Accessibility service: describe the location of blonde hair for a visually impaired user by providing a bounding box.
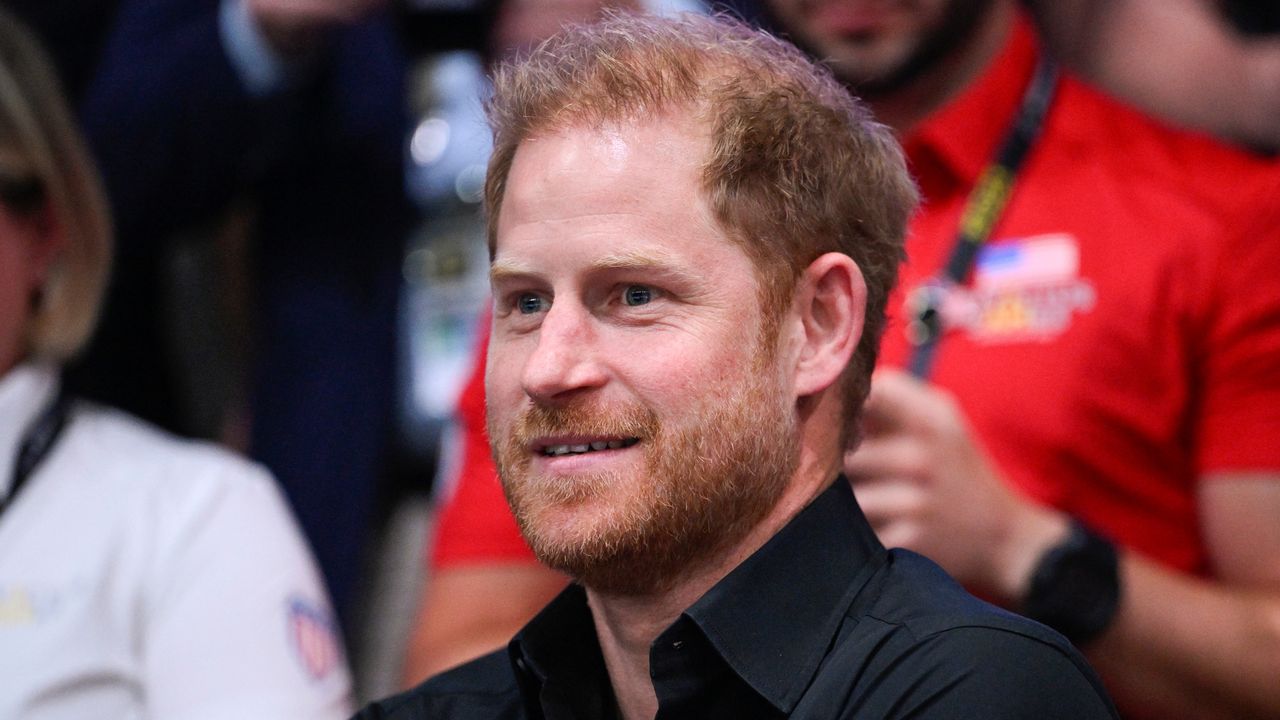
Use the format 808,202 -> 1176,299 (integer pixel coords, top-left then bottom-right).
0,8 -> 112,361
485,12 -> 918,430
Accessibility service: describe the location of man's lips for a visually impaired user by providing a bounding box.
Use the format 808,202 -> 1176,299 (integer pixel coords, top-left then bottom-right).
810,1 -> 899,35
535,436 -> 641,457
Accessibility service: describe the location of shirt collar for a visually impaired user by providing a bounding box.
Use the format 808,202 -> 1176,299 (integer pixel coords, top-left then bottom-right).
0,362 -> 59,496
510,583 -> 615,719
510,478 -> 885,717
905,15 -> 1040,188
682,478 -> 884,713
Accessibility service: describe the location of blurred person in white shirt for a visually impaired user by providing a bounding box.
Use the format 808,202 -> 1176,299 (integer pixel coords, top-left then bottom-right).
0,9 -> 352,718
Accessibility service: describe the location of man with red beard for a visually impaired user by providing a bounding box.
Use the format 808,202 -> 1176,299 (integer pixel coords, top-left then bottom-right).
415,1 -> 1280,716
357,12 -> 1116,720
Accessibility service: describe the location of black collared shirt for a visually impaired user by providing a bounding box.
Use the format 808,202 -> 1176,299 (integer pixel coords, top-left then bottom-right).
357,480 -> 1118,719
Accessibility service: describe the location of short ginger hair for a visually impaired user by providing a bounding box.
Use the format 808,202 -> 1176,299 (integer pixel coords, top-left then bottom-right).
484,11 -> 917,433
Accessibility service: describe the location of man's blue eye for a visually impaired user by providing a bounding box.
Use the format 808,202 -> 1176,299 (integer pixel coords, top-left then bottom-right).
623,285 -> 653,306
517,294 -> 545,314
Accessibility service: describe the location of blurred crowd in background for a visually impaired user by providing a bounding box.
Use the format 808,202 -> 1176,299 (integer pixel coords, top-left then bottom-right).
2,0 -> 1279,716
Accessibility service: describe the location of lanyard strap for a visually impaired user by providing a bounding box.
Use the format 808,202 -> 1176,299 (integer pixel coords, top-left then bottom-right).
906,57 -> 1059,379
1,384 -> 72,523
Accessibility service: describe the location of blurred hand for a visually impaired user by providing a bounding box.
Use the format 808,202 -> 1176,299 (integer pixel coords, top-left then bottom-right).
247,0 -> 388,54
845,368 -> 1069,603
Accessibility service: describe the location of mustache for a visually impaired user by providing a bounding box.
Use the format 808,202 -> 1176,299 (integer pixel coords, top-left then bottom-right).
511,400 -> 659,445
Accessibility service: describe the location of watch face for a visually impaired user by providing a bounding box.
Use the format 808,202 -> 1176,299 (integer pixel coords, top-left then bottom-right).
1023,523 -> 1119,645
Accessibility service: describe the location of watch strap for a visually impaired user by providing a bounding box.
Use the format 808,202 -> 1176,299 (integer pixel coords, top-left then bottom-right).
1021,520 -> 1121,647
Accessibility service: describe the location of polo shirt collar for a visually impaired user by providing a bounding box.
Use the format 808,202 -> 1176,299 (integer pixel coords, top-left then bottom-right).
0,362 -> 59,496
905,15 -> 1040,187
509,479 -> 886,717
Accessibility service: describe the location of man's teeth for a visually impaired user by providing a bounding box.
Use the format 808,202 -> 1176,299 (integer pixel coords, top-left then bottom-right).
543,438 -> 637,456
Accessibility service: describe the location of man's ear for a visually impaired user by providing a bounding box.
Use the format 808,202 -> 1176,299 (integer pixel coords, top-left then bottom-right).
790,252 -> 864,398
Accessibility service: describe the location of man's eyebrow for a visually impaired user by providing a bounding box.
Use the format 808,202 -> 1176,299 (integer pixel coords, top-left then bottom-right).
489,259 -> 538,285
589,250 -> 702,285
490,250 -> 704,285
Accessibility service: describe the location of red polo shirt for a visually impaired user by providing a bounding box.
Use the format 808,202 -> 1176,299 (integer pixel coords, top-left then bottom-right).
428,322 -> 524,567
882,21 -> 1280,574
431,22 -> 1280,577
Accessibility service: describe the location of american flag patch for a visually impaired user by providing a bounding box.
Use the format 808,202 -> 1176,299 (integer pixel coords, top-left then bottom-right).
288,596 -> 342,681
974,233 -> 1079,291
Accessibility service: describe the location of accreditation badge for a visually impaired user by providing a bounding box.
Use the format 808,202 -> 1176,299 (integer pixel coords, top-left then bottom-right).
904,233 -> 1096,346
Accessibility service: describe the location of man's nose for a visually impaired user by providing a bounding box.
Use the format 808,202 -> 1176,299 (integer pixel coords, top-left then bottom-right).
521,302 -> 607,403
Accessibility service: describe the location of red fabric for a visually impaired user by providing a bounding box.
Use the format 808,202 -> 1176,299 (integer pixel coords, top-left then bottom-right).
430,20 -> 1280,576
883,21 -> 1280,575
428,319 -> 537,568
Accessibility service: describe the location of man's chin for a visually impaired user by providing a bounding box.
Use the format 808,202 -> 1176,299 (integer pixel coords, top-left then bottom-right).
821,41 -> 920,94
516,508 -> 694,596
517,502 -> 610,550
542,542 -> 693,598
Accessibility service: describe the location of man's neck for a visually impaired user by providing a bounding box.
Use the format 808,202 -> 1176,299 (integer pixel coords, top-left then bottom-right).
867,2 -> 1017,134
584,449 -> 839,720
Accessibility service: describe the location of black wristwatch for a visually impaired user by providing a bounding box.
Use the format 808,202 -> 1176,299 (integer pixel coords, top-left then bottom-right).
1020,520 -> 1121,647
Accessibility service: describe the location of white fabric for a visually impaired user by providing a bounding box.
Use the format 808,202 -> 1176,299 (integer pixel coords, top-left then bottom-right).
0,363 -> 352,719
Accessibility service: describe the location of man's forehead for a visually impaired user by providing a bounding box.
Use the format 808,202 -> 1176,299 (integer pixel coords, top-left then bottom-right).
493,115 -> 724,257
508,112 -> 712,181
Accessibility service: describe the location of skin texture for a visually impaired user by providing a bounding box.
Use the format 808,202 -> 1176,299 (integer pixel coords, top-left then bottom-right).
483,114 -> 862,719
1027,0 -> 1280,152
763,0 -> 1013,130
843,368 -> 1070,603
764,0 -> 992,89
0,200 -> 60,376
487,138 -> 802,595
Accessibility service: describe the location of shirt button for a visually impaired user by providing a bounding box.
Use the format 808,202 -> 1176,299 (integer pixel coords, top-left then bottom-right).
671,640 -> 684,650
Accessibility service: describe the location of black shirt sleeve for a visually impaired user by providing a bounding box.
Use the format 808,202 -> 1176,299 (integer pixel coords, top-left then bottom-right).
350,652 -> 527,720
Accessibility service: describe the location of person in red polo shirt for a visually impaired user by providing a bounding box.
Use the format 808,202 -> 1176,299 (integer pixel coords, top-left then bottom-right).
405,2 -> 1280,716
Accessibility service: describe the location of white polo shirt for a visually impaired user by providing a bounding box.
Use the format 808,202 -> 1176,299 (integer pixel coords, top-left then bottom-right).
0,363 -> 352,719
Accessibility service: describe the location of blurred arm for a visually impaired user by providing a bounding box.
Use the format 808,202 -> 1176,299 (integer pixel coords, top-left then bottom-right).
848,375 -> 1280,718
1029,0 -> 1280,151
1087,476 -> 1280,719
402,563 -> 567,685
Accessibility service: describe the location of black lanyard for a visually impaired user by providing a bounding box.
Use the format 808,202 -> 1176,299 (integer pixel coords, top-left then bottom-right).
905,57 -> 1059,379
1,384 -> 72,523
